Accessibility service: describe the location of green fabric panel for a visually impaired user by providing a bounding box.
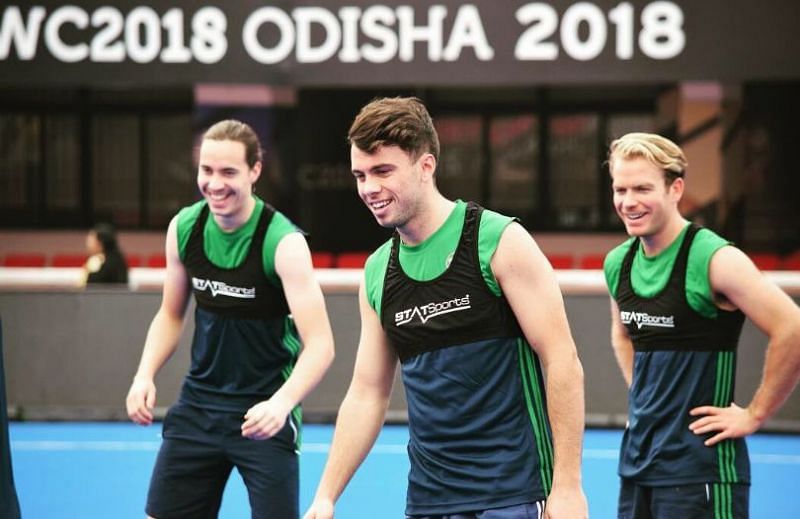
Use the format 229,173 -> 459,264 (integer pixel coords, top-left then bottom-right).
364,200 -> 514,318
364,241 -> 393,319
176,200 -> 205,261
281,315 -> 303,451
713,352 -> 737,484
603,225 -> 731,318
518,339 -> 553,494
262,210 -> 301,286
175,197 -> 299,287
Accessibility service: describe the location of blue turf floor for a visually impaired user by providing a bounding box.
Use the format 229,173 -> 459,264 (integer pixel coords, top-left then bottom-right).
9,423 -> 800,518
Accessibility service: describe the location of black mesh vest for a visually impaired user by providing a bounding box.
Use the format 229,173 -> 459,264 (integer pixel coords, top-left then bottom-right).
616,224 -> 745,352
183,203 -> 290,320
380,202 -> 522,362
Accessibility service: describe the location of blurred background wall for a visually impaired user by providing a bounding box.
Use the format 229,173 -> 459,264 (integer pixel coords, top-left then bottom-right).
1,0 -> 799,426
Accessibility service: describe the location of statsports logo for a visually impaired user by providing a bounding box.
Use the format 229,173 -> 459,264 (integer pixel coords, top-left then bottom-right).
620,310 -> 675,329
192,277 -> 256,299
395,294 -> 471,326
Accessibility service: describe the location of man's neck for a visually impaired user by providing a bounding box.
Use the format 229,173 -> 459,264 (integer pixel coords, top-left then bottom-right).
398,195 -> 456,247
639,217 -> 689,257
213,196 -> 257,233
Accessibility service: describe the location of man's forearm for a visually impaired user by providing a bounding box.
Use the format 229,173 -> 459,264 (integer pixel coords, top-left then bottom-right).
134,310 -> 185,380
544,353 -> 586,489
272,338 -> 335,409
748,329 -> 800,423
313,389 -> 389,503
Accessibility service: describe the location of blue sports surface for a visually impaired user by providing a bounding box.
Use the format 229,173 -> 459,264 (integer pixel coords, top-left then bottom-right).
9,423 -> 800,518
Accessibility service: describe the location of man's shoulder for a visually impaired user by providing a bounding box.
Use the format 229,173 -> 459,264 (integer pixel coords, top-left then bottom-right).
363,239 -> 394,312
364,239 -> 393,274
175,200 -> 206,254
688,226 -> 733,268
176,199 -> 206,227
476,204 -> 517,248
693,226 -> 730,250
606,237 -> 636,267
478,205 -> 516,226
603,237 -> 635,295
266,206 -> 301,236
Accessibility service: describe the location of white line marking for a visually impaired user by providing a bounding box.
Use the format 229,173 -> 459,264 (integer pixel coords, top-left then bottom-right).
10,442 -> 800,465
11,441 -> 160,451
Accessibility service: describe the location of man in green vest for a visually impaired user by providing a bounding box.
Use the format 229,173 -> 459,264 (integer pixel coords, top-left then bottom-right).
305,97 -> 587,519
126,120 -> 335,518
604,132 -> 800,518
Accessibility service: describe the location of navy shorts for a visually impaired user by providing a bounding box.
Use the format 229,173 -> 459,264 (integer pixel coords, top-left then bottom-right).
618,478 -> 749,519
146,402 -> 299,519
408,501 -> 546,519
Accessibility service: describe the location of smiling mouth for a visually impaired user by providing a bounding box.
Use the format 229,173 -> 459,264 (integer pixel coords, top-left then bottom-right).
369,200 -> 390,210
208,192 -> 229,202
625,212 -> 646,221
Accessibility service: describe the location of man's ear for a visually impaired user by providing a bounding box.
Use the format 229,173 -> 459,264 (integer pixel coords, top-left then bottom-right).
419,153 -> 437,182
250,161 -> 262,185
670,176 -> 684,202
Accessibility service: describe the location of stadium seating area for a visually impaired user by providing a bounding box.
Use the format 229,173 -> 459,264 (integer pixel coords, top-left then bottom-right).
2,250 -> 799,270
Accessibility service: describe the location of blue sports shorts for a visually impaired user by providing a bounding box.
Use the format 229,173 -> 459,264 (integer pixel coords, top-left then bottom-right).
408,501 -> 546,519
145,402 -> 299,519
618,478 -> 749,519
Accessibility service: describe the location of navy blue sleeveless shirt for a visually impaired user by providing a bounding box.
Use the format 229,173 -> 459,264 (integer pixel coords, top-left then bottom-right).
380,203 -> 553,515
615,224 -> 749,485
179,204 -> 298,414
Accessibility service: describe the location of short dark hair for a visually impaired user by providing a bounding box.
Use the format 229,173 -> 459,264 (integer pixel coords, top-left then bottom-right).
203,119 -> 263,169
348,97 -> 440,161
93,223 -> 119,253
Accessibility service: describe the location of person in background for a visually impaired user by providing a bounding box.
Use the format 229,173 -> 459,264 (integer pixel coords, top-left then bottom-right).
82,223 -> 129,286
604,132 -> 800,518
0,319 -> 21,518
126,119 -> 335,518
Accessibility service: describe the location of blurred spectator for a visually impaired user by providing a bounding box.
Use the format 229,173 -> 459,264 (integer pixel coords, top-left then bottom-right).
82,223 -> 129,286
0,318 -> 21,518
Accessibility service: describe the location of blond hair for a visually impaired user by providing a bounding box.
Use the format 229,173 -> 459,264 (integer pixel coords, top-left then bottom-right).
608,132 -> 687,185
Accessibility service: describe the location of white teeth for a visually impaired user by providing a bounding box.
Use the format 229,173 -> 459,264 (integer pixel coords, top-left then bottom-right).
627,212 -> 644,220
371,200 -> 390,209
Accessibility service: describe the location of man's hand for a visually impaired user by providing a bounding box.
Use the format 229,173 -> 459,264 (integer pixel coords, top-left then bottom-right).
242,394 -> 293,440
689,403 -> 762,446
545,484 -> 588,519
302,498 -> 335,519
126,377 -> 156,426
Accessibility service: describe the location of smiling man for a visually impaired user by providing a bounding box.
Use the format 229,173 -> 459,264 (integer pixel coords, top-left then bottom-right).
126,120 -> 335,519
603,133 -> 800,519
304,97 -> 587,519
